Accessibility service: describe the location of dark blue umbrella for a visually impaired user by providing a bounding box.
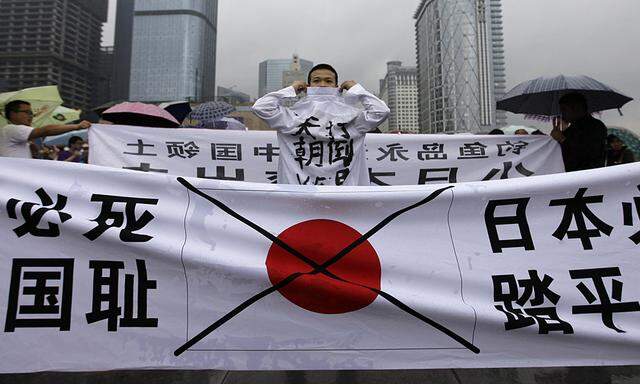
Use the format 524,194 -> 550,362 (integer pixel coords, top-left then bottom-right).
160,101 -> 192,124
497,75 -> 633,117
182,101 -> 235,128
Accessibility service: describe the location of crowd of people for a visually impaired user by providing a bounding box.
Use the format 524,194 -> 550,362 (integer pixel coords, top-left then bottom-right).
0,65 -> 637,184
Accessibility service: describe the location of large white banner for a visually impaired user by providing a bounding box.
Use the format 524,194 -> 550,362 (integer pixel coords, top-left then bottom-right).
1,158 -> 639,373
89,124 -> 564,185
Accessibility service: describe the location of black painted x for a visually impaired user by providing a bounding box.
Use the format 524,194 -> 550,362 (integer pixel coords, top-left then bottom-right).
174,177 -> 480,356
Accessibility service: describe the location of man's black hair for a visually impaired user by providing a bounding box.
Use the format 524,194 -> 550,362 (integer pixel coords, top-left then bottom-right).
559,92 -> 588,109
4,100 -> 30,120
607,134 -> 621,144
68,136 -> 83,146
307,64 -> 339,85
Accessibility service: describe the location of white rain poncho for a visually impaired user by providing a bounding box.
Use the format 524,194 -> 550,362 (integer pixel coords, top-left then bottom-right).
252,85 -> 390,186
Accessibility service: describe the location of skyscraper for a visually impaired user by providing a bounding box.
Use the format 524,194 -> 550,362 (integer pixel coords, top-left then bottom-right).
414,0 -> 507,134
128,0 -> 218,103
379,61 -> 420,133
259,56 -> 313,97
0,0 -> 108,109
112,0 -> 135,101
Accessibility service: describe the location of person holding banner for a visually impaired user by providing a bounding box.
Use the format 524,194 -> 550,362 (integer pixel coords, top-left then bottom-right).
1,100 -> 91,159
252,64 -> 390,186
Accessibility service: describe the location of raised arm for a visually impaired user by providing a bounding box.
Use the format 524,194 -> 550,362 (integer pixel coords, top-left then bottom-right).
29,120 -> 91,140
252,82 -> 306,131
342,81 -> 390,133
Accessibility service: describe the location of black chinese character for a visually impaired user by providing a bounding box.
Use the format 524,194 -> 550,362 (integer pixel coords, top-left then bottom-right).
328,139 -> 353,167
166,141 -> 200,159
294,116 -> 320,139
6,188 -> 72,238
458,142 -> 488,159
485,198 -> 535,253
483,162 -> 535,180
211,143 -> 242,161
124,139 -> 156,156
296,174 -> 327,186
5,259 -> 74,332
622,185 -> 640,245
570,267 -> 640,333
122,163 -> 169,173
368,169 -> 395,186
254,144 -> 280,163
497,141 -> 529,157
197,166 -> 245,181
306,141 -> 324,167
493,271 -> 573,334
377,143 -> 410,162
418,168 -> 458,184
266,171 -> 278,184
417,143 -> 447,161
335,169 -> 350,186
84,195 -> 158,242
550,188 -> 613,250
86,259 -> 158,331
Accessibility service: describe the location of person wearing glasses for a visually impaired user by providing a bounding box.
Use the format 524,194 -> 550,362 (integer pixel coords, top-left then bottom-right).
1,100 -> 91,158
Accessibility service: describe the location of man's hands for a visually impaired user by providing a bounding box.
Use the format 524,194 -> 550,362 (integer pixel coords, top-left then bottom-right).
76,120 -> 92,130
550,116 -> 568,143
292,81 -> 308,94
340,81 -> 357,92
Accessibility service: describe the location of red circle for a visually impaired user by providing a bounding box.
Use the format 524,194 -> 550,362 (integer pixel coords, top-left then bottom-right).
266,219 -> 381,314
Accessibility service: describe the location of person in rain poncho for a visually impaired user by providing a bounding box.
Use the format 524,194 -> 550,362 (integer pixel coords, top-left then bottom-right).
252,64 -> 390,186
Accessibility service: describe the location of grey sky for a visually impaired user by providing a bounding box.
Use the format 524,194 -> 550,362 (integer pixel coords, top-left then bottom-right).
103,0 -> 640,132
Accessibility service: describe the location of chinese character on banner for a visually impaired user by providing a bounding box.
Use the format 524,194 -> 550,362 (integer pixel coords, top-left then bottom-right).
484,198 -> 535,253
294,116 -> 321,139
417,143 -> 447,161
166,141 -> 200,159
483,162 -> 535,180
122,163 -> 169,173
254,144 -> 280,163
296,174 -> 327,186
86,259 -> 158,332
211,143 -> 242,161
123,139 -> 157,156
335,169 -> 351,186
622,185 -> 640,245
458,142 -> 488,159
570,267 -> 640,333
197,166 -> 245,181
376,143 -> 410,162
6,188 -> 72,238
328,138 -> 354,167
418,168 -> 458,184
368,168 -> 396,186
5,259 -> 74,332
493,271 -> 573,334
83,195 -> 158,243
549,188 -> 613,250
497,141 -> 529,157
265,171 -> 278,184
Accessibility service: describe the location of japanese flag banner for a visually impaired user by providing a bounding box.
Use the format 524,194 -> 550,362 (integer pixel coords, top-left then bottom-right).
89,124 -> 565,185
1,157 -> 639,373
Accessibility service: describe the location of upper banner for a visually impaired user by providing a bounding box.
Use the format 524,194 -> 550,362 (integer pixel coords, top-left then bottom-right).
89,125 -> 564,185
1,159 -> 639,373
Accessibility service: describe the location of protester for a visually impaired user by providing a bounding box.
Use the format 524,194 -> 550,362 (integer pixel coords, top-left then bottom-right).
514,129 -> 529,135
0,100 -> 91,159
252,63 -> 390,186
488,129 -> 505,135
58,135 -> 86,162
606,134 -> 635,166
550,93 -> 608,172
531,129 -> 546,135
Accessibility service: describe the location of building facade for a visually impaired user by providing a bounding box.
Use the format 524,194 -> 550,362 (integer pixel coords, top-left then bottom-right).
379,61 -> 419,133
414,0 -> 506,134
112,0 -> 135,102
217,86 -> 251,105
0,0 -> 108,109
259,56 -> 313,97
129,0 -> 218,103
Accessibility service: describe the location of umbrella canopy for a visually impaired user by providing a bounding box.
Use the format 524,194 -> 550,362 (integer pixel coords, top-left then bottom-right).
182,101 -> 235,128
608,127 -> 640,160
0,86 -> 63,127
93,100 -> 126,116
159,101 -> 192,124
102,102 -> 180,128
33,106 -> 80,128
497,75 -> 634,117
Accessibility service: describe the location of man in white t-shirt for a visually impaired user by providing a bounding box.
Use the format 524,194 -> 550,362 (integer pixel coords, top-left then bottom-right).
252,64 -> 390,186
0,100 -> 91,159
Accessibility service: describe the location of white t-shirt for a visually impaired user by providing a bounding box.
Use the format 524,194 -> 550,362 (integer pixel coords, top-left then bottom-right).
0,124 -> 33,159
252,85 -> 390,186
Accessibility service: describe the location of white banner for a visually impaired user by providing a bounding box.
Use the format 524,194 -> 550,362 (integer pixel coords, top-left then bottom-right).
1,158 -> 639,373
89,125 -> 564,185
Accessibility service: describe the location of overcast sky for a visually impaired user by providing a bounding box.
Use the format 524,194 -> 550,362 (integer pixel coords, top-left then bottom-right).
103,0 -> 640,133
